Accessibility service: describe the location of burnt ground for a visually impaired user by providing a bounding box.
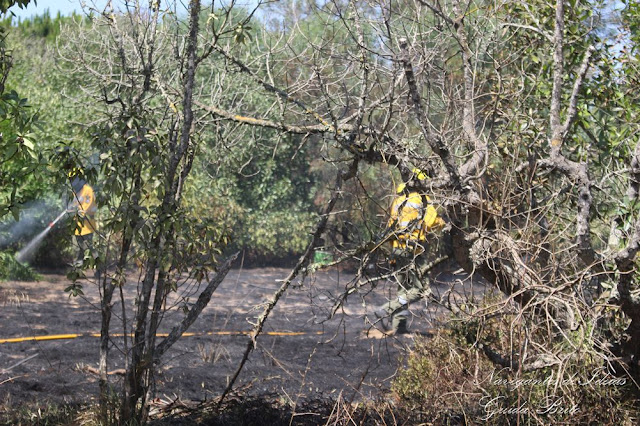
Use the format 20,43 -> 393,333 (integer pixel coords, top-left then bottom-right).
0,265 -> 481,412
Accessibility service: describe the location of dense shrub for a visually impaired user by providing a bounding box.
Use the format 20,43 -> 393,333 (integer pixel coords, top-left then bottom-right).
0,251 -> 39,281
392,300 -> 640,425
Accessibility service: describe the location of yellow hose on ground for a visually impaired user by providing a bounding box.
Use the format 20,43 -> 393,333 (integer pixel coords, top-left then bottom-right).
0,330 -> 323,344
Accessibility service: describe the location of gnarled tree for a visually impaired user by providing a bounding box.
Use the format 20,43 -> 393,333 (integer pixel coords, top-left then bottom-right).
196,0 -> 640,403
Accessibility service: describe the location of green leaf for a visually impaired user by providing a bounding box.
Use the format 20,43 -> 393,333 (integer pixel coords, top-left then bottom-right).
21,137 -> 34,150
64,283 -> 85,297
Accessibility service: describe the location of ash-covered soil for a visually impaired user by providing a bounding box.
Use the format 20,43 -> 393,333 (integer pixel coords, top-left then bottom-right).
0,265 -> 479,409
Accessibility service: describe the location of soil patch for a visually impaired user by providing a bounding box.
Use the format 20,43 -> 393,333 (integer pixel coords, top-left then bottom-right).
0,266 -> 481,410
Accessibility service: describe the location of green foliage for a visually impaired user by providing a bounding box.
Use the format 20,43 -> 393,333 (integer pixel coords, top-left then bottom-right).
497,0 -> 610,158
0,12 -> 39,219
0,0 -> 30,15
195,48 -> 322,259
623,0 -> 640,47
0,11 -> 112,266
0,88 -> 40,219
198,143 -> 319,259
64,281 -> 84,296
1,11 -> 94,220
468,0 -> 640,262
243,209 -> 316,256
0,6 -> 361,263
0,250 -> 39,280
0,10 -> 75,228
219,138 -> 319,256
11,9 -> 69,40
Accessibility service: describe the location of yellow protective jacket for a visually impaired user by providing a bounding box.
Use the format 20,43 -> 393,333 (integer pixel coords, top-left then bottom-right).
387,191 -> 444,254
71,184 -> 97,236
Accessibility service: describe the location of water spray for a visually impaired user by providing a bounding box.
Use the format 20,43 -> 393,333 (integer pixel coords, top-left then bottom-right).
15,210 -> 68,264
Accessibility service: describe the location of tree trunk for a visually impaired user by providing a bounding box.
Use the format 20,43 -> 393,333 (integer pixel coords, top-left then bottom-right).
120,1 -> 201,423
98,282 -> 115,423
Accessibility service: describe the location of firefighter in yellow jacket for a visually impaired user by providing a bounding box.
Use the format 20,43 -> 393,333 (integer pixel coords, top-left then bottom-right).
68,178 -> 97,266
377,169 -> 445,334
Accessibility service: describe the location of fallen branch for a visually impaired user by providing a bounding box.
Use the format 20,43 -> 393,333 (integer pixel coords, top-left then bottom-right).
84,365 -> 126,376
476,342 -> 560,372
0,353 -> 38,374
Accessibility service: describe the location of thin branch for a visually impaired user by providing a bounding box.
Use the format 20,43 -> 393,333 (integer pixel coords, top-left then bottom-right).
194,100 -> 438,184
212,44 -> 333,129
561,45 -> 596,138
417,0 -> 453,25
195,100 -> 334,134
501,22 -> 554,43
217,163 -> 355,406
0,353 -> 39,374
398,38 -> 461,190
627,138 -> 640,202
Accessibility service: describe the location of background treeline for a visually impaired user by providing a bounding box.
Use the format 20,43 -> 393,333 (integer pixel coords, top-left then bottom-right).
0,9 -> 387,269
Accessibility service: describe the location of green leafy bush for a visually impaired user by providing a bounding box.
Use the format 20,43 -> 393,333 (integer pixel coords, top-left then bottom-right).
0,251 -> 39,281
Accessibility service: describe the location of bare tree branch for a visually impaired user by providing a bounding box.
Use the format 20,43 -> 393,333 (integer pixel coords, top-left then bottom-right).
212,44 -> 334,129
453,0 -> 488,181
398,38 -> 462,190
541,0 -> 598,267
562,45 -> 596,137
154,252 -> 239,361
